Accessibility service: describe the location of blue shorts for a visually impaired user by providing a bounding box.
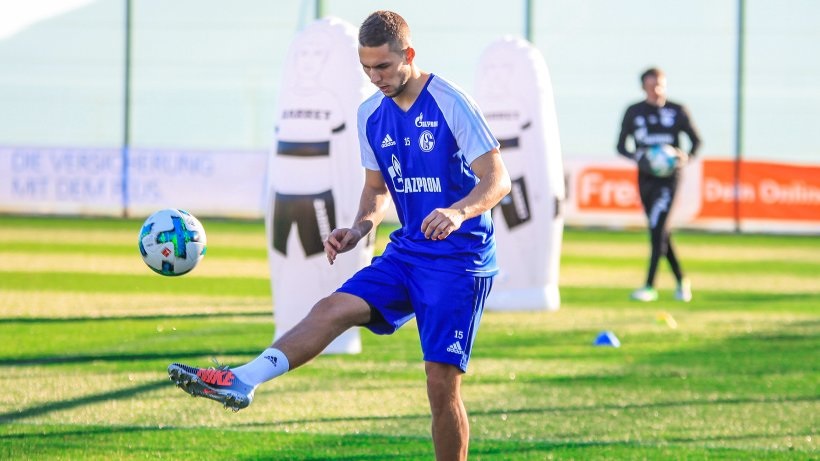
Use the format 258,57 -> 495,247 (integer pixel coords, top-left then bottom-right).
337,254 -> 493,372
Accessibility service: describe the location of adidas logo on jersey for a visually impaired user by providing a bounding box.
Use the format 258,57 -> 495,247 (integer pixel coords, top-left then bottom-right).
381,134 -> 396,148
447,341 -> 464,355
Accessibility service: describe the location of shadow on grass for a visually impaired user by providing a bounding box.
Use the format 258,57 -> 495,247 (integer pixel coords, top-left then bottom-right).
2,423 -> 802,461
0,380 -> 167,424
0,349 -> 262,366
213,428 -> 818,461
0,424 -> 165,439
0,311 -> 270,324
236,394 -> 817,429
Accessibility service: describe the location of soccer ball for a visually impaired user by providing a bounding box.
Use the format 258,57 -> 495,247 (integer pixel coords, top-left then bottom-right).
138,208 -> 207,276
640,144 -> 680,177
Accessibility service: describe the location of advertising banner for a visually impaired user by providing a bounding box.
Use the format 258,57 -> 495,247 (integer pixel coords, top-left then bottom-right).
0,146 -> 267,218
564,157 -> 819,233
698,159 -> 820,228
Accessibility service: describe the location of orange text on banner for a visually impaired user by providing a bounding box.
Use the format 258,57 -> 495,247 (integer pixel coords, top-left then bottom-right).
698,159 -> 820,221
576,167 -> 642,211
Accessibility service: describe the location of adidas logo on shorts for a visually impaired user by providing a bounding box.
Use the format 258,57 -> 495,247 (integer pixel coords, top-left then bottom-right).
381,134 -> 396,148
446,341 -> 464,355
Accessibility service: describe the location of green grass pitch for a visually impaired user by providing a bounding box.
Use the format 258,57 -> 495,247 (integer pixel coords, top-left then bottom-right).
0,215 -> 817,459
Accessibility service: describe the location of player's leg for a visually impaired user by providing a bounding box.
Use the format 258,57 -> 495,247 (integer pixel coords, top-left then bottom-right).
648,185 -> 676,277
167,292 -> 371,411
664,230 -> 683,281
646,209 -> 668,285
664,232 -> 692,302
413,272 -> 492,460
658,181 -> 684,282
632,178 -> 663,301
231,291 -> 372,384
640,183 -> 693,302
272,292 -> 370,369
657,187 -> 692,301
426,361 -> 469,461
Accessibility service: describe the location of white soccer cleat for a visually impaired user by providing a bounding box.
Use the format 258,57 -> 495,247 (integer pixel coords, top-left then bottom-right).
675,278 -> 692,302
630,286 -> 658,302
168,362 -> 255,412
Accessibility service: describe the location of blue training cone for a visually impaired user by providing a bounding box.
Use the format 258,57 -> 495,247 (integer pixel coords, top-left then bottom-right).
593,331 -> 621,348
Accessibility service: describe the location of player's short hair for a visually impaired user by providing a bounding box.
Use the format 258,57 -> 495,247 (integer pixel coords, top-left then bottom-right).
641,67 -> 665,85
359,10 -> 411,53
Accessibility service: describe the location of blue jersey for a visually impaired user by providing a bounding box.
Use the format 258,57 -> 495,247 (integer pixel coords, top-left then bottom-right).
357,74 -> 500,275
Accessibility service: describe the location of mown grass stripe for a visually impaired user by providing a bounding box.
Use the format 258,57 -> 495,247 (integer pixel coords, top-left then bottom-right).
566,227 -> 820,248
0,215 -> 265,233
0,241 -> 266,258
0,271 -> 270,296
558,286 -> 820,313
561,255 -> 820,275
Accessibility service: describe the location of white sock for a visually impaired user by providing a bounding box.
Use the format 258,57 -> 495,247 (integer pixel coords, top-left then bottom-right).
231,348 -> 290,387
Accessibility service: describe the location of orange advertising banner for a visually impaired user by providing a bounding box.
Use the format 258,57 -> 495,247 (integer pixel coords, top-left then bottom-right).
698,159 -> 820,221
575,166 -> 642,212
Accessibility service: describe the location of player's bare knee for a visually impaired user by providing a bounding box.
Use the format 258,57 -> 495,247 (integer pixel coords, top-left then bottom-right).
308,293 -> 370,327
425,362 -> 461,405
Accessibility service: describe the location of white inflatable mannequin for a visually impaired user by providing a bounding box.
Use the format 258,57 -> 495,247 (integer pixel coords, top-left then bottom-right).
265,17 -> 372,353
474,36 -> 565,311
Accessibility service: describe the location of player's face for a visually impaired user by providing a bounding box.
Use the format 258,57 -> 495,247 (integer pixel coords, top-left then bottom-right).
359,44 -> 412,98
643,74 -> 667,106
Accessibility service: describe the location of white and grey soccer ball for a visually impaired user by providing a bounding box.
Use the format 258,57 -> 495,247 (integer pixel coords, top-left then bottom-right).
642,144 -> 680,177
139,208 -> 207,276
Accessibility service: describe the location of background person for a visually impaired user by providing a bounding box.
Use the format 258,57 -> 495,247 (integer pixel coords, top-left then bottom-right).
616,67 -> 701,302
168,10 -> 510,461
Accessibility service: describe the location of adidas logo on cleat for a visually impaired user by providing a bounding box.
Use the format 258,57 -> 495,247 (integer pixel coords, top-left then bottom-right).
446,341 -> 464,355
381,134 -> 396,148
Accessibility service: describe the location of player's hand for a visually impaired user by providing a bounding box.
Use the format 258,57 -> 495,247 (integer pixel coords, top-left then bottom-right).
675,148 -> 690,167
421,207 -> 465,240
324,227 -> 362,265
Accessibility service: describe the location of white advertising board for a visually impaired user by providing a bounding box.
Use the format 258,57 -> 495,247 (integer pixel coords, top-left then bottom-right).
0,146 -> 267,218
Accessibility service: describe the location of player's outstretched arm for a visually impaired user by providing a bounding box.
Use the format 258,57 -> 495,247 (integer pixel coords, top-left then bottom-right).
324,169 -> 391,264
421,148 -> 511,240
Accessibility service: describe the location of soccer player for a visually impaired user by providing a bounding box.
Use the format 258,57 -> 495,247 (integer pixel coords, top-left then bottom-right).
616,67 -> 701,302
168,10 -> 511,461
